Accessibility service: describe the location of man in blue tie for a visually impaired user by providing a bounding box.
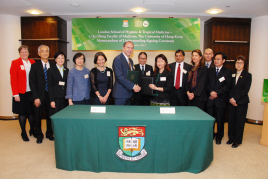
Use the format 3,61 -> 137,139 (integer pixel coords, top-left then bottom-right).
206,52 -> 232,145
204,48 -> 215,68
29,45 -> 54,144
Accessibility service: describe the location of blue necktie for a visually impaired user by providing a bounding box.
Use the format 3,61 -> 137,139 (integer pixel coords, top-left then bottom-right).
216,68 -> 219,77
206,63 -> 209,68
44,64 -> 48,91
142,65 -> 144,75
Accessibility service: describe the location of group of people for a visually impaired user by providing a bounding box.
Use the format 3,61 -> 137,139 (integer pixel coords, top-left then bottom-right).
10,41 -> 252,148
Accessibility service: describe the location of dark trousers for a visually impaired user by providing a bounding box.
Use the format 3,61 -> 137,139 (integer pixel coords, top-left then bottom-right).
207,105 -> 226,139
132,96 -> 151,106
170,88 -> 188,106
188,98 -> 206,111
228,103 -> 248,144
50,98 -> 68,116
114,98 -> 132,105
33,91 -> 53,139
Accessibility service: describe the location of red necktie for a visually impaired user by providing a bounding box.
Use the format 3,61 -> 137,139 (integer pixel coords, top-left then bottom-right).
175,64 -> 181,90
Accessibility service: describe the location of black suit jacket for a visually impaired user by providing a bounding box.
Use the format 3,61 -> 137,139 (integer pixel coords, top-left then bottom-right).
187,65 -> 208,101
133,64 -> 153,100
169,62 -> 192,94
207,60 -> 215,69
229,70 -> 252,104
206,66 -> 232,108
47,65 -> 69,102
29,60 -> 55,102
153,71 -> 173,99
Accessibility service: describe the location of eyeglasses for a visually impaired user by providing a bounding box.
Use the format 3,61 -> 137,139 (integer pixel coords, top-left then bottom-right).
236,62 -> 244,65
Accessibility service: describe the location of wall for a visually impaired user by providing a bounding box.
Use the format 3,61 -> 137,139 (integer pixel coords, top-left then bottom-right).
247,15 -> 268,121
0,15 -> 21,117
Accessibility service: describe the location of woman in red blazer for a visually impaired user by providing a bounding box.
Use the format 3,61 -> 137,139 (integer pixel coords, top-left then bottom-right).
10,45 -> 35,141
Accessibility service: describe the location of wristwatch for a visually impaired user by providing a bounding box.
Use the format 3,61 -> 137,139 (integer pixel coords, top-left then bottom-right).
98,95 -> 100,98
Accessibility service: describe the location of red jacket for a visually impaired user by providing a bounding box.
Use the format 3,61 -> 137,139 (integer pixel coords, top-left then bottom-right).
10,57 -> 35,96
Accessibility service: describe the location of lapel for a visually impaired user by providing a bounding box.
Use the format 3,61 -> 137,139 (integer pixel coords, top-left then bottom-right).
120,53 -> 131,70
38,60 -> 45,78
182,62 -> 188,82
54,65 -> 64,80
63,67 -> 68,81
216,66 -> 225,80
236,70 -> 246,86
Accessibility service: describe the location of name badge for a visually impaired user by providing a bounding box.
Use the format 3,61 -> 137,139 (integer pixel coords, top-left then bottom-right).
90,106 -> 106,113
160,107 -> 175,114
107,71 -> 110,77
219,77 -> 225,82
59,81 -> 65,86
182,69 -> 187,74
160,77 -> 166,81
20,65 -> 25,70
146,71 -> 151,76
232,74 -> 236,77
84,74 -> 89,79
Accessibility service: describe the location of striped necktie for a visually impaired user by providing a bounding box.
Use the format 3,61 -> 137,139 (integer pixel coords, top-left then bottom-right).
44,64 -> 48,91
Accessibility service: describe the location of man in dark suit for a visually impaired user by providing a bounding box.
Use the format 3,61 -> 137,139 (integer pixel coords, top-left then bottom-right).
133,52 -> 153,105
112,41 -> 141,105
169,49 -> 192,106
206,52 -> 232,145
204,48 -> 215,68
29,45 -> 54,144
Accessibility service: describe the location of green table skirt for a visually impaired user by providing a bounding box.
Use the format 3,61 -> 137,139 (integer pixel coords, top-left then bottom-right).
51,105 -> 215,173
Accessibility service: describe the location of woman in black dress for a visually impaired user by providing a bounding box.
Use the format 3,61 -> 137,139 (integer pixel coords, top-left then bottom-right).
187,49 -> 208,111
227,55 -> 252,148
10,45 -> 35,141
90,52 -> 113,105
149,54 -> 173,106
47,51 -> 69,116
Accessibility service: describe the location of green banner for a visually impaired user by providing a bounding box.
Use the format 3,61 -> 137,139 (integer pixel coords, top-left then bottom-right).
262,79 -> 268,102
72,18 -> 200,51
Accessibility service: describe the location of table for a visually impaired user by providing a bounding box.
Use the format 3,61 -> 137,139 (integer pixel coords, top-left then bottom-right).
51,105 -> 215,173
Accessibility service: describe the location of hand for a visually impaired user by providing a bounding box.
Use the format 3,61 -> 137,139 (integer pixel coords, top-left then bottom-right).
98,96 -> 104,104
187,92 -> 194,100
50,101 -> 56,108
133,85 -> 141,92
68,99 -> 73,105
229,98 -> 238,106
210,91 -> 218,99
34,98 -> 41,107
14,96 -> 20,102
149,84 -> 156,90
102,95 -> 108,104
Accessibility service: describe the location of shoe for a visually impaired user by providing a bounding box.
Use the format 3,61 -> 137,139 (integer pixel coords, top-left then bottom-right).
232,143 -> 240,148
216,138 -> 221,145
21,133 -> 29,142
46,135 -> 54,141
226,140 -> 233,145
36,137 -> 43,144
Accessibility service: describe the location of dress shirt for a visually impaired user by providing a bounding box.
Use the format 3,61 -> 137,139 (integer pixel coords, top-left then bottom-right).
139,64 -> 146,71
41,60 -> 50,69
56,64 -> 64,78
236,70 -> 243,84
22,60 -> 32,92
174,61 -> 184,87
206,61 -> 212,68
216,66 -> 223,73
122,52 -> 133,70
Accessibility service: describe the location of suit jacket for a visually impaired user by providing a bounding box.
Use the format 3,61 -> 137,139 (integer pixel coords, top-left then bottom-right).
133,64 -> 153,100
112,53 -> 135,99
153,71 -> 173,99
229,70 -> 252,104
187,65 -> 208,101
10,57 -> 35,95
29,60 -> 55,102
169,62 -> 192,94
47,65 -> 69,102
207,60 -> 215,69
206,66 -> 232,108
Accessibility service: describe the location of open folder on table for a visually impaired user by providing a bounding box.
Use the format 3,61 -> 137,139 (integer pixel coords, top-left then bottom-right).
127,70 -> 139,84
141,77 -> 154,96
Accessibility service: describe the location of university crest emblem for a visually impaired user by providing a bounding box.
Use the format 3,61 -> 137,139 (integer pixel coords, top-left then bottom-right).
116,126 -> 147,161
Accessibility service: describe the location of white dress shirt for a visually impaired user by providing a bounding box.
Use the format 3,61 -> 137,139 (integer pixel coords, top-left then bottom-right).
41,60 -> 50,69
22,60 -> 32,92
122,52 -> 133,70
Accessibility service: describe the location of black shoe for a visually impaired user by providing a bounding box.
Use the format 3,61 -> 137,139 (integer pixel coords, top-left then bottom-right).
36,137 -> 43,144
232,143 -> 240,148
226,140 -> 233,145
216,138 -> 221,145
46,135 -> 54,141
21,133 -> 29,142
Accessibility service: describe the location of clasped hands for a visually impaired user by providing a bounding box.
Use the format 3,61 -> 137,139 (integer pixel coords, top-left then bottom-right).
133,84 -> 141,92
187,91 -> 194,100
209,91 -> 218,100
229,98 -> 237,106
98,95 -> 108,104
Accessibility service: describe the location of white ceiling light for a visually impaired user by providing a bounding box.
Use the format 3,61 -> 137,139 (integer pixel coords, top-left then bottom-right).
70,3 -> 80,7
134,8 -> 144,13
208,9 -> 220,14
29,10 -> 41,15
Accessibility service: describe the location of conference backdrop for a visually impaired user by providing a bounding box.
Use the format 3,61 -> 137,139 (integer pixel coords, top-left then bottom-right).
72,18 -> 200,51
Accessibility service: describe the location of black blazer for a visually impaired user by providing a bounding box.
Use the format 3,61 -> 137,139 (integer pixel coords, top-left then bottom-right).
29,60 -> 55,101
206,66 -> 232,108
153,71 -> 173,99
208,61 -> 215,69
169,62 -> 192,94
229,70 -> 252,104
47,65 -> 69,102
187,65 -> 208,101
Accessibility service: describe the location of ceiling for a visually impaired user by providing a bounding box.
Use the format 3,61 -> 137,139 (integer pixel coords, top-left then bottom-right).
0,0 -> 268,21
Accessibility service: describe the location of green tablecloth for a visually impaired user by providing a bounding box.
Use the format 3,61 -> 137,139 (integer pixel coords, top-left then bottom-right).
51,105 -> 214,173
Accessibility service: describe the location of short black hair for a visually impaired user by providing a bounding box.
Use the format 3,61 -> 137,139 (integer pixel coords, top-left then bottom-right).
138,52 -> 147,58
73,52 -> 86,64
214,52 -> 227,61
175,49 -> 185,56
54,51 -> 66,60
94,52 -> 107,64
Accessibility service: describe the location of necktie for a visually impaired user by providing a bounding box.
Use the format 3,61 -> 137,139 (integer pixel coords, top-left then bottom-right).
128,59 -> 132,70
216,68 -> 219,77
206,63 -> 209,68
44,64 -> 48,91
142,65 -> 144,75
175,64 -> 181,90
